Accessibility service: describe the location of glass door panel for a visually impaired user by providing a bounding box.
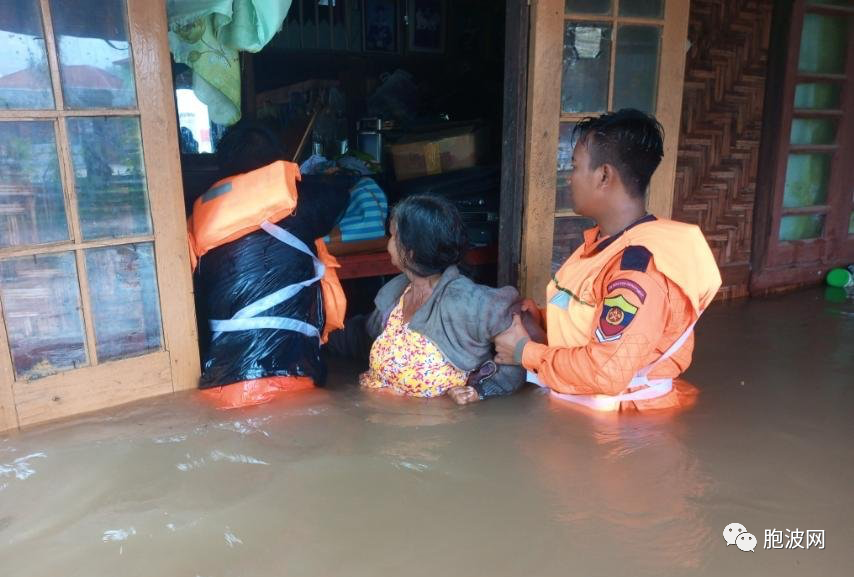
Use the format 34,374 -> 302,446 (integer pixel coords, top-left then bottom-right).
613,25 -> 661,113
49,0 -> 137,108
782,153 -> 832,208
0,252 -> 87,379
797,13 -> 848,74
555,122 -> 577,212
66,116 -> 153,239
620,0 -> 664,18
0,0 -> 53,109
566,0 -> 613,16
85,242 -> 162,362
561,22 -> 612,114
0,121 -> 69,247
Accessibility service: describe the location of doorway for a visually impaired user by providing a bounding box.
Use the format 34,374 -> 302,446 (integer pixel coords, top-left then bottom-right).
752,0 -> 854,292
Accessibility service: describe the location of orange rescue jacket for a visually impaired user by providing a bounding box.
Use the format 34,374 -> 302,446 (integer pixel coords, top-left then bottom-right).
522,216 -> 721,411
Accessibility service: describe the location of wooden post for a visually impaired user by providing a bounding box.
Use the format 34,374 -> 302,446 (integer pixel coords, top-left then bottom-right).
129,0 -> 201,392
498,0 -> 530,289
647,0 -> 690,218
520,0 -> 563,303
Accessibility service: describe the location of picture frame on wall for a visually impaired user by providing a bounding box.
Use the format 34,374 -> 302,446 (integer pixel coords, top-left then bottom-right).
363,0 -> 399,53
407,0 -> 445,53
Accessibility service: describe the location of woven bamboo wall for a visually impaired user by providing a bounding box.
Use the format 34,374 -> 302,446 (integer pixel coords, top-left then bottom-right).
672,0 -> 775,300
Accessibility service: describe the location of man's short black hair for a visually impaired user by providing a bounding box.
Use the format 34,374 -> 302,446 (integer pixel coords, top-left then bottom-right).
216,119 -> 285,177
573,108 -> 664,198
391,195 -> 468,277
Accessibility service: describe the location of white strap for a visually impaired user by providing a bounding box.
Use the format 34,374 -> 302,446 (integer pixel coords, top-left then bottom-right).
260,220 -> 318,260
527,371 -> 673,409
209,317 -> 320,339
210,220 -> 324,341
552,379 -> 673,411
635,316 -> 700,378
527,310 -> 705,410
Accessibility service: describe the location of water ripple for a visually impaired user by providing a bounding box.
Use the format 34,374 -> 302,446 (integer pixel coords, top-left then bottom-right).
0,452 -> 47,481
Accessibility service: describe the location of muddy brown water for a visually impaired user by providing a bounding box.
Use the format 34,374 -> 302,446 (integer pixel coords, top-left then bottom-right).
1,289 -> 852,576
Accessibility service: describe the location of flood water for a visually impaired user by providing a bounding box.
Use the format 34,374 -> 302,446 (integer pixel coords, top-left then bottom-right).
1,289 -> 852,576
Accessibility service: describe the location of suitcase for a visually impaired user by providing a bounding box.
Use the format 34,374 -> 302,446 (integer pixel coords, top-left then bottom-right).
389,166 -> 500,246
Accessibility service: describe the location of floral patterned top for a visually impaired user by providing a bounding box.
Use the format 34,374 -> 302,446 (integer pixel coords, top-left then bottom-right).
359,293 -> 469,397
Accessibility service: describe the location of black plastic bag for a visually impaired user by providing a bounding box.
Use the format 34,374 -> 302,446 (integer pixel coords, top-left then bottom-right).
195,174 -> 353,388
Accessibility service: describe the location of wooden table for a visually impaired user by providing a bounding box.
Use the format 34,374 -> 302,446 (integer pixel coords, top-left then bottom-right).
336,245 -> 498,280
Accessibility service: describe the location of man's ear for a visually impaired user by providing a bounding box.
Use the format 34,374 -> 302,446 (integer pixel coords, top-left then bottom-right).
599,163 -> 615,188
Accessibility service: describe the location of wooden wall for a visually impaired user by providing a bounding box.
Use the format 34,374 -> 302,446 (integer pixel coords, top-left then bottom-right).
672,0 -> 775,300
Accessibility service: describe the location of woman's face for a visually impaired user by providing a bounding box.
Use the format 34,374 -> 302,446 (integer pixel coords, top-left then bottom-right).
387,220 -> 403,270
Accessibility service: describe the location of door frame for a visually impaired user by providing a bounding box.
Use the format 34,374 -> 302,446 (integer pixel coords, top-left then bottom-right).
0,0 -> 199,432
497,0 -> 531,288
518,0 -> 691,303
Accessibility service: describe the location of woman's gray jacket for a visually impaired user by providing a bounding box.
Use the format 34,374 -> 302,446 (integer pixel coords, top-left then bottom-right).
326,265 -> 526,398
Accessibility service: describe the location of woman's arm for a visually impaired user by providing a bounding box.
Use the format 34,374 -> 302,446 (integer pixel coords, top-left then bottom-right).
324,309 -> 383,359
446,285 -> 530,404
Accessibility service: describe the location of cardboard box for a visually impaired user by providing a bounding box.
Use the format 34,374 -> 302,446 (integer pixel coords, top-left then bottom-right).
388,125 -> 486,181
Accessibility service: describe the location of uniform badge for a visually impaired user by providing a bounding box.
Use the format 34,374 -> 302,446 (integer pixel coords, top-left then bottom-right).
595,295 -> 638,342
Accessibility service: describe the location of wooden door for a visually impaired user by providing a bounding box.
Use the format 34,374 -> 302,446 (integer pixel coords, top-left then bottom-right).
0,0 -> 199,431
752,0 -> 854,291
520,0 -> 690,302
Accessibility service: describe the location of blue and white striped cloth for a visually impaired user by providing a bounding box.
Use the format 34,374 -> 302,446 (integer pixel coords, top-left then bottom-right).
326,177 -> 388,242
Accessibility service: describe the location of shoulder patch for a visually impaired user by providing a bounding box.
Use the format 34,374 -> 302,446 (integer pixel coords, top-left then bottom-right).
620,245 -> 652,273
595,295 -> 638,343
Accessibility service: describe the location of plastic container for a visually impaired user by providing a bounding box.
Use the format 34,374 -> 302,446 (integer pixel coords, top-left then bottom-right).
826,265 -> 854,288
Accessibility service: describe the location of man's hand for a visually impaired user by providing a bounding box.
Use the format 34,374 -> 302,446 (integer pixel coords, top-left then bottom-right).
447,385 -> 481,405
494,314 -> 531,365
519,298 -> 542,326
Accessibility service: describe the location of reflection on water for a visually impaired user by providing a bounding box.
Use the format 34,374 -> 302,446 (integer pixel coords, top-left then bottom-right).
1,289 -> 852,576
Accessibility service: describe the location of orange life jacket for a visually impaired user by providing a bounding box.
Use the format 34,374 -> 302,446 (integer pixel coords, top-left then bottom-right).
313,238 -> 346,342
535,218 -> 721,411
188,160 -> 301,269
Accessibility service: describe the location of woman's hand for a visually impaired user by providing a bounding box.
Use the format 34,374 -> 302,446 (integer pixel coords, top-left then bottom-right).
494,314 -> 531,365
447,386 -> 481,405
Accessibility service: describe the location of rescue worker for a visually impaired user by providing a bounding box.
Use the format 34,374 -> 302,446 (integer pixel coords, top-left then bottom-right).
493,109 -> 721,412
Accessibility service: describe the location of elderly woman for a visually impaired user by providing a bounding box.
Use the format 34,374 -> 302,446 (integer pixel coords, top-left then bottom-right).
327,195 -> 528,404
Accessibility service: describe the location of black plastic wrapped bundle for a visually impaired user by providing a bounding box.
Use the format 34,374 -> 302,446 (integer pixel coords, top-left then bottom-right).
195,174 -> 352,388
